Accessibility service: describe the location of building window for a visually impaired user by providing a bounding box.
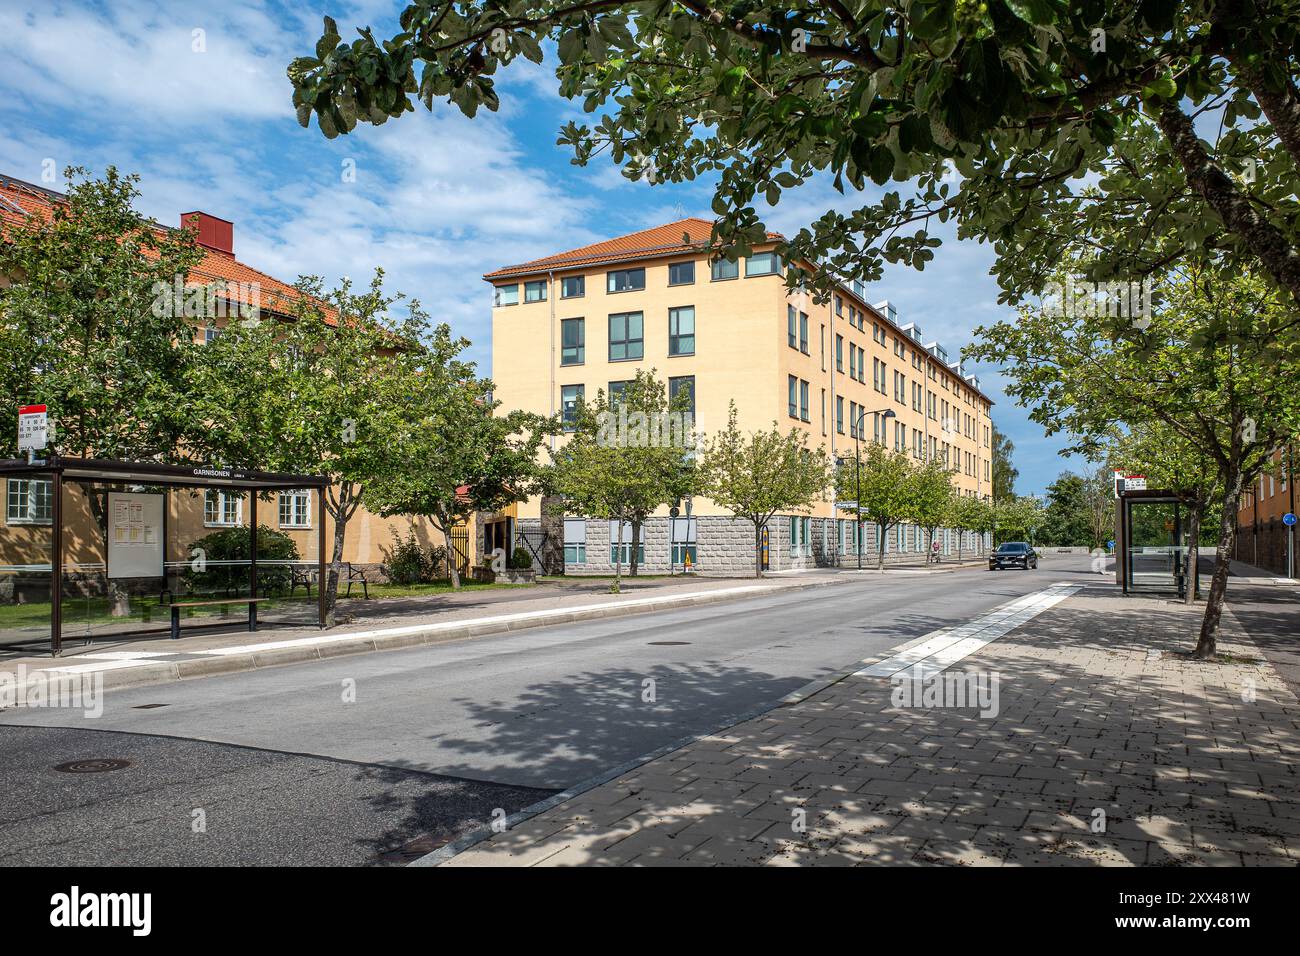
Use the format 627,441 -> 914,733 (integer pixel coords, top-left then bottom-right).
800,379 -> 810,421
669,261 -> 695,286
278,490 -> 311,529
608,380 -> 631,404
607,268 -> 646,293
789,515 -> 811,557
608,520 -> 645,564
787,305 -> 798,349
564,517 -> 587,564
561,318 -> 585,366
561,384 -> 584,430
836,334 -> 843,372
850,401 -> 860,438
746,252 -> 779,276
561,275 -> 585,299
6,478 -> 52,525
608,311 -> 644,361
203,326 -> 220,344
668,306 -> 695,356
671,516 -> 698,566
204,490 -> 242,527
835,294 -> 843,316
711,258 -> 739,281
799,312 -> 809,353
788,375 -> 798,418
836,396 -> 844,434
524,279 -> 548,303
669,375 -> 696,417
494,284 -> 519,307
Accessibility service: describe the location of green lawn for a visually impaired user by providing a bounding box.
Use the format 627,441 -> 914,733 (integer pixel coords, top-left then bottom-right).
0,578 -> 530,633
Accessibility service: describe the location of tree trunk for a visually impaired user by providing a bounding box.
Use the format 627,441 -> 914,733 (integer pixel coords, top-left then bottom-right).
754,521 -> 763,578
630,518 -> 641,577
1183,501 -> 1201,606
957,529 -> 964,562
613,516 -> 624,592
322,485 -> 354,628
441,521 -> 461,590
1157,101 -> 1300,306
877,523 -> 886,571
1194,470 -> 1243,659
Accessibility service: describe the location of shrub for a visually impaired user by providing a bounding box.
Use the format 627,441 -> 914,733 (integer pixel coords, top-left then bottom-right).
509,545 -> 534,570
182,525 -> 300,596
383,530 -> 434,585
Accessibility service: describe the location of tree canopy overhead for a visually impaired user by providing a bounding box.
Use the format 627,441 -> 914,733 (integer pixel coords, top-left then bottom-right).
288,2 -> 1300,307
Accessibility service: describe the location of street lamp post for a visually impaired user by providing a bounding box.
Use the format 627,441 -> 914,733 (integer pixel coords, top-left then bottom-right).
844,407 -> 896,571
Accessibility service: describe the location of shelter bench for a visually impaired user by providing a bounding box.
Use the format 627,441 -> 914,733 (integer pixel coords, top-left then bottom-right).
169,597 -> 267,640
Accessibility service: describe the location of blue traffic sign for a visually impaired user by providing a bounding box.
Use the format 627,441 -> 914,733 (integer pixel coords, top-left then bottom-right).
1107,539 -> 1115,549
1284,512 -> 1297,526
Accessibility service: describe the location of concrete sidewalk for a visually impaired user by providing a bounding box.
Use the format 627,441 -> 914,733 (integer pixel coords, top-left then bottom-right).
0,561 -> 985,695
439,585 -> 1300,866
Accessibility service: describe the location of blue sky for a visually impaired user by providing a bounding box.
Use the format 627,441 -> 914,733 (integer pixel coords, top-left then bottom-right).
0,0 -> 1082,494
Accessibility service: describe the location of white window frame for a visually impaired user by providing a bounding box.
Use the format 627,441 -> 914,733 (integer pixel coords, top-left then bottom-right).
608,520 -> 644,564
6,478 -> 53,525
204,490 -> 243,527
564,517 -> 587,564
278,489 -> 312,529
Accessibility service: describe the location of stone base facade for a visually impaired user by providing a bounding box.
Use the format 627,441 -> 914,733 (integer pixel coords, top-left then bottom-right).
516,516 -> 992,575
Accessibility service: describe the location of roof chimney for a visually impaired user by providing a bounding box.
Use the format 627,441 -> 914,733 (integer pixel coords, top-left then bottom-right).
181,211 -> 233,256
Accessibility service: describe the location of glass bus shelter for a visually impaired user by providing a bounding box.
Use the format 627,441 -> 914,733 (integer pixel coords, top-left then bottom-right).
1116,489 -> 1199,598
0,456 -> 327,656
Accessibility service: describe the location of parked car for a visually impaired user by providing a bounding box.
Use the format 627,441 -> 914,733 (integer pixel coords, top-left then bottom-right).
989,541 -> 1039,571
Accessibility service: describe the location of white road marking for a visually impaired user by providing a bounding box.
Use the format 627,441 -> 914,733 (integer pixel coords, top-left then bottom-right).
855,583 -> 1081,679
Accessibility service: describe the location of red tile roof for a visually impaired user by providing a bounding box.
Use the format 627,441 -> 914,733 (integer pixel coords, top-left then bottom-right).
0,173 -> 333,324
483,217 -> 784,281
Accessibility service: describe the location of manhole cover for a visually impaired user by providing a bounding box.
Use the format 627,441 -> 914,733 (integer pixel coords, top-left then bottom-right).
54,759 -> 133,774
132,703 -> 170,709
647,641 -> 691,646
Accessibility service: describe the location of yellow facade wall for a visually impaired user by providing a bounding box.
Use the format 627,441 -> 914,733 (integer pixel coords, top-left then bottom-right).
488,245 -> 995,522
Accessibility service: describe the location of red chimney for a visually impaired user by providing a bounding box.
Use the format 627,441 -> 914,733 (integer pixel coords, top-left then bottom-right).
181,211 -> 234,256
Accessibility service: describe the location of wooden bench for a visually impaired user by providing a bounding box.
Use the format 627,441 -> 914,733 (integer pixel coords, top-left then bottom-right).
170,597 -> 267,640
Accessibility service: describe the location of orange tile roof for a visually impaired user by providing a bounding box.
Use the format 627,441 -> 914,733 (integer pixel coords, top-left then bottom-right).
0,173 -> 333,324
483,217 -> 784,281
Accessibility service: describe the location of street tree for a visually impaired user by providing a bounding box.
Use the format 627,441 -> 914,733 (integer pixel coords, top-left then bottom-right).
837,441 -> 915,571
947,494 -> 991,561
907,455 -> 956,563
287,3 -> 1300,311
0,166 -> 206,614
967,266 -> 1300,657
1040,472 -> 1091,547
362,340 -> 553,590
700,402 -> 829,577
549,371 -> 695,590
991,425 -> 1019,502
191,272 -> 428,625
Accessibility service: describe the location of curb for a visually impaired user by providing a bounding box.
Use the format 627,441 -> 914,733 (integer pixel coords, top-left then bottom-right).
13,574 -> 868,696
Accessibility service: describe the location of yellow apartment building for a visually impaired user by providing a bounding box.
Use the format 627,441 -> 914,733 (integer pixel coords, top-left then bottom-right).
487,218 -> 994,573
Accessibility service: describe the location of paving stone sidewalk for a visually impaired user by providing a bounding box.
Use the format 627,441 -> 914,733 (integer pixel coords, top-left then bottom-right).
444,586 -> 1300,866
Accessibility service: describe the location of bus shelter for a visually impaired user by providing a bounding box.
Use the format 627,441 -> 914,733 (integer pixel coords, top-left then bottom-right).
0,456 -> 328,656
1115,488 -> 1199,598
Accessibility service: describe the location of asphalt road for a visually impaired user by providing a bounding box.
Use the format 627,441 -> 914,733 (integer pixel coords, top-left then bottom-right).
0,556 -> 1100,865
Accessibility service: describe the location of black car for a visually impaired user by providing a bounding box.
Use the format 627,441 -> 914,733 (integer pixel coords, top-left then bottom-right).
989,541 -> 1039,570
